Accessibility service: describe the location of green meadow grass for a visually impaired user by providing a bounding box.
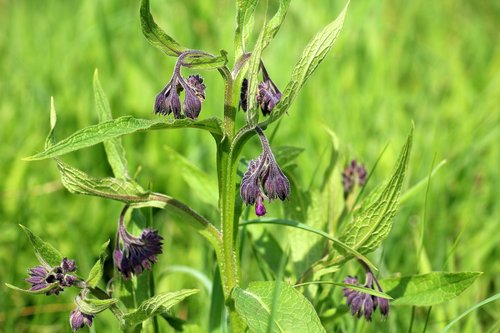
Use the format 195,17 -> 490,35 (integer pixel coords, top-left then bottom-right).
0,0 -> 498,332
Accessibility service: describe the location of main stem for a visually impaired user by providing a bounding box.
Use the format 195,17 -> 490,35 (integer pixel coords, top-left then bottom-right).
217,75 -> 246,332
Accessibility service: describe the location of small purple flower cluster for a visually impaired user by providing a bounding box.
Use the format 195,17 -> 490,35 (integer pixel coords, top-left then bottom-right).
239,63 -> 282,116
342,160 -> 367,197
26,258 -> 77,295
342,267 -> 389,321
240,127 -> 290,216
70,306 -> 95,332
113,206 -> 164,279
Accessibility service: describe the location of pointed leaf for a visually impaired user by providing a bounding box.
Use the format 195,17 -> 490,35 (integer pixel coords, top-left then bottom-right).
86,240 -> 110,288
94,70 -> 130,179
265,1 -> 349,125
234,0 -> 259,60
233,281 -> 325,333
380,271 -> 482,306
24,116 -> 223,161
331,127 -> 412,264
76,296 -> 119,315
44,97 -> 57,149
246,25 -> 266,127
19,224 -> 63,268
5,283 -> 56,295
181,50 -> 229,70
273,146 -> 304,168
123,289 -> 199,327
140,0 -> 187,56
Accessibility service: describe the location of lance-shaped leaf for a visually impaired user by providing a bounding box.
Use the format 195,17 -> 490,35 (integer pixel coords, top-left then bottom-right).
264,1 -> 349,126
76,296 -> 119,315
234,0 -> 259,60
19,224 -> 63,268
379,272 -> 482,306
233,281 -> 325,333
140,0 -> 187,56
5,282 -> 58,295
181,50 -> 229,70
94,70 -> 129,179
330,127 -> 412,264
24,116 -> 223,161
123,289 -> 199,328
86,240 -> 110,288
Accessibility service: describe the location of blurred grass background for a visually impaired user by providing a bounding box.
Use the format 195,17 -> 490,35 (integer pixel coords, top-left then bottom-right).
0,0 -> 498,332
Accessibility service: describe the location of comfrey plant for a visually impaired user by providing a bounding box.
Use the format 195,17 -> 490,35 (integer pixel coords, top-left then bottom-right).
8,0 -> 481,332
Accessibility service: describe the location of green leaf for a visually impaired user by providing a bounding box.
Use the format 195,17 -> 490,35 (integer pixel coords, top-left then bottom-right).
123,289 -> 199,328
233,281 -> 325,333
140,0 -> 187,56
86,240 -> 110,288
76,296 -> 119,315
234,0 -> 259,60
380,271 -> 482,306
260,0 -> 291,51
181,50 -> 229,70
5,283 -> 56,295
24,116 -> 223,161
44,97 -> 57,149
265,1 -> 349,126
19,224 -> 63,268
332,127 -> 413,264
93,70 -> 130,179
294,281 -> 392,300
246,26 -> 266,127
163,145 -> 218,207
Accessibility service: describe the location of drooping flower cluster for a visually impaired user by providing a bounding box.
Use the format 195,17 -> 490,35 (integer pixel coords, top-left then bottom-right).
239,63 -> 282,116
342,262 -> 389,321
240,127 -> 290,216
25,257 -> 77,295
342,159 -> 367,197
113,206 -> 164,279
155,52 -> 206,119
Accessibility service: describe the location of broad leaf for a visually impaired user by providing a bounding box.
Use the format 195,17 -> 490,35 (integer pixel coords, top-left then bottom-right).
331,127 -> 412,264
265,1 -> 349,126
25,116 -> 223,161
181,50 -> 229,70
233,281 -> 325,333
93,70 -> 130,179
380,271 -> 482,306
20,225 -> 63,268
123,289 -> 199,328
234,0 -> 259,60
140,0 -> 187,56
5,283 -> 56,295
86,240 -> 110,288
75,296 -> 119,315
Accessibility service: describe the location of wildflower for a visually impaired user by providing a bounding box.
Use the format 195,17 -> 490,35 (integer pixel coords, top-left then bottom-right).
69,307 -> 95,332
181,74 -> 206,119
25,258 -> 77,295
114,206 -> 163,279
342,160 -> 367,197
342,261 -> 390,321
240,127 -> 290,216
256,64 -> 281,116
154,52 -> 207,119
239,78 -> 249,111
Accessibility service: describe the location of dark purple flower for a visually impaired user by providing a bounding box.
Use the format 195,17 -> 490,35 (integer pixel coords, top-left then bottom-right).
181,74 -> 206,119
70,307 -> 95,332
239,78 -> 249,112
25,258 -> 78,295
154,77 -> 182,118
114,206 -> 163,279
256,65 -> 281,116
342,262 -> 390,321
342,160 -> 368,197
240,127 -> 290,216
